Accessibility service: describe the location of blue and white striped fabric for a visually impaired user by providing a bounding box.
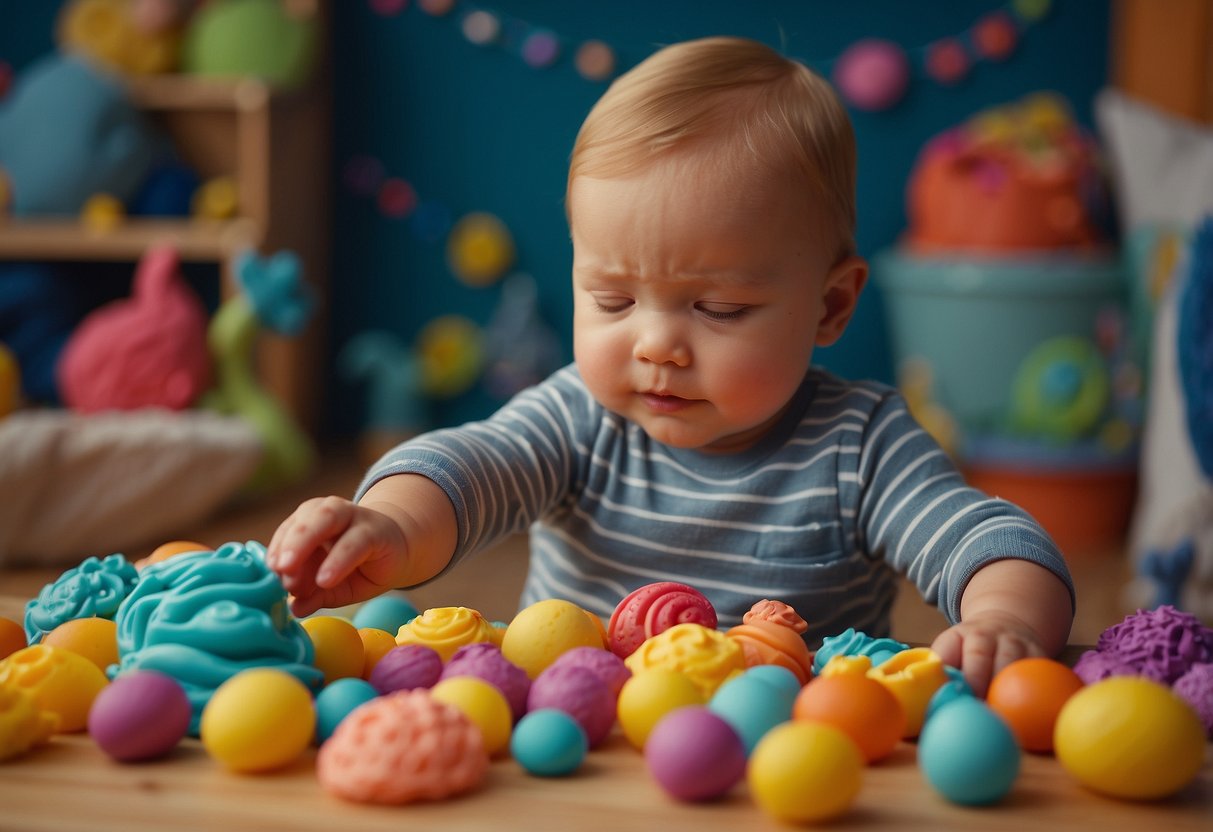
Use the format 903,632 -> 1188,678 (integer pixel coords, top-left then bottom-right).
357,364 -> 1074,645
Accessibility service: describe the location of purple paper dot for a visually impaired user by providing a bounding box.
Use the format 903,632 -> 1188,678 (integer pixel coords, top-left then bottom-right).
521,31 -> 560,68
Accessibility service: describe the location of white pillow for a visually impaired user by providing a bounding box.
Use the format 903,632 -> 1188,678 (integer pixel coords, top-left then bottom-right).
1097,87 -> 1213,618
0,409 -> 261,566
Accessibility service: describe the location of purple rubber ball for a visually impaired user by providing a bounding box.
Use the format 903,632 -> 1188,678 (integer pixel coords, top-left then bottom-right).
644,707 -> 746,802
88,670 -> 191,762
527,664 -> 615,748
441,642 -> 531,722
368,644 -> 443,695
548,646 -> 631,698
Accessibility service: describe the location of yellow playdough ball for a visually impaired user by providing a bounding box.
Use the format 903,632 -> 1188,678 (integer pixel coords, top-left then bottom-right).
1053,676 -> 1205,800
616,668 -> 704,749
748,721 -> 864,823
42,617 -> 119,673
301,616 -> 364,684
501,599 -> 604,679
201,668 -> 315,773
358,627 -> 398,680
431,676 -> 513,757
0,644 -> 108,733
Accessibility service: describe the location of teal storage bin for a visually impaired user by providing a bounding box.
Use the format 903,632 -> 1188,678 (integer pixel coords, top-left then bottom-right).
874,249 -> 1126,438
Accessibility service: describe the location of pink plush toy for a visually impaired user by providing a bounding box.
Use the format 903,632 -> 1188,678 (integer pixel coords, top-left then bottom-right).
57,245 -> 211,411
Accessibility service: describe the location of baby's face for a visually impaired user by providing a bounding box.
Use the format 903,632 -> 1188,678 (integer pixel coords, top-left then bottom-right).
569,155 -> 838,453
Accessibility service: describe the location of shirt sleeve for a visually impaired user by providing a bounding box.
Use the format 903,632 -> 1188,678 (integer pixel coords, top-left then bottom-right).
354,366 -> 597,581
854,389 -> 1076,624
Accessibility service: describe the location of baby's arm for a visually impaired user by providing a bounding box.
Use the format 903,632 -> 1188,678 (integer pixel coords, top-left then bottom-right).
266,473 -> 457,617
930,558 -> 1074,697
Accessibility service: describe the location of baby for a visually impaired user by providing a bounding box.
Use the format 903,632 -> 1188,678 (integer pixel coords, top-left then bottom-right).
269,37 -> 1074,696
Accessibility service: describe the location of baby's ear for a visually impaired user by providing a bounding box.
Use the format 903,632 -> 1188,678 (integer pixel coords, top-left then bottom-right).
816,255 -> 868,347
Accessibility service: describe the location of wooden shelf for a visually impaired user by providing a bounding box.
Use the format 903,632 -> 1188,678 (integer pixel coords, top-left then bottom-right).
0,218 -> 258,262
122,74 -> 273,113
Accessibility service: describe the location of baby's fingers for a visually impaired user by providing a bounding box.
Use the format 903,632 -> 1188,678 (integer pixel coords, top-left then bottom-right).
271,497 -> 357,572
314,523 -> 381,589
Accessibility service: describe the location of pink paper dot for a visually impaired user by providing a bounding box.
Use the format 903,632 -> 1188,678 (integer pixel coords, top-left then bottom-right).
378,178 -> 418,219
369,0 -> 408,16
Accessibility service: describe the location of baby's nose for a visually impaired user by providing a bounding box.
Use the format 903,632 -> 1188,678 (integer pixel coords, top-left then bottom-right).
632,324 -> 690,366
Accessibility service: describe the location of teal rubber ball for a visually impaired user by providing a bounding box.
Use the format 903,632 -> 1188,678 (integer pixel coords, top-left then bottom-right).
918,698 -> 1020,805
315,677 -> 379,743
740,665 -> 803,702
352,594 -> 419,635
708,674 -> 794,755
511,709 -> 588,776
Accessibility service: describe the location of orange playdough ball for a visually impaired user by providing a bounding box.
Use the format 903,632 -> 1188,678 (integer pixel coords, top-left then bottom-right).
986,657 -> 1084,753
42,617 -> 119,673
792,672 -> 906,763
358,627 -> 398,680
0,617 -> 26,661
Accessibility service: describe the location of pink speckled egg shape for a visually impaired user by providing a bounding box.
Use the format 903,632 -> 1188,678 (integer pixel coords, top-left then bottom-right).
441,642 -> 531,722
368,644 -> 443,695
527,664 -> 615,748
548,646 -> 631,698
317,690 -> 488,804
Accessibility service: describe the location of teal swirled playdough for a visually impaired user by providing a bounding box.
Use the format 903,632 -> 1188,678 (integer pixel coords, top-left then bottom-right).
24,553 -> 140,644
811,628 -> 909,675
111,540 -> 323,734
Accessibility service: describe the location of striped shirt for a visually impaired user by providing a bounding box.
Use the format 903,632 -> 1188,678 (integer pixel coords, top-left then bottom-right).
357,364 -> 1074,645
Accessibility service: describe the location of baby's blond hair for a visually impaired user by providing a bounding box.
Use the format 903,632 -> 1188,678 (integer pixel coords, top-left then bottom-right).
567,37 -> 857,258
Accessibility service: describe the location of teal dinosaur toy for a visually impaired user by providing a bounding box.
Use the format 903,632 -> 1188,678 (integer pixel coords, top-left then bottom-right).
201,250 -> 315,496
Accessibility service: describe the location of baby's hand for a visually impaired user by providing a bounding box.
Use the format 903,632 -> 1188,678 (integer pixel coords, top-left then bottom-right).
930,610 -> 1046,698
266,496 -> 411,618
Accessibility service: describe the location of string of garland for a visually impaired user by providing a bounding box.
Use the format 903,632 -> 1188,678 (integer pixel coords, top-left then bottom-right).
347,0 -> 1058,244
367,0 -> 1055,109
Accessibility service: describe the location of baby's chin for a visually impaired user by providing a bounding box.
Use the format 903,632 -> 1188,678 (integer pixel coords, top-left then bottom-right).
639,419 -> 764,454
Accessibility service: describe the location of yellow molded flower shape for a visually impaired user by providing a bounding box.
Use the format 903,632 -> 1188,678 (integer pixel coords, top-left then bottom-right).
396,606 -> 497,662
624,623 -> 745,699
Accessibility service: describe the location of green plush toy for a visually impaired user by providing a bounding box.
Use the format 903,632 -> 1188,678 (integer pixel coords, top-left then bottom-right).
183,0 -> 319,88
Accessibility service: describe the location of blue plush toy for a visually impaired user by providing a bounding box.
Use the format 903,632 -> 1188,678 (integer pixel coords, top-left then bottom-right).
0,53 -> 160,215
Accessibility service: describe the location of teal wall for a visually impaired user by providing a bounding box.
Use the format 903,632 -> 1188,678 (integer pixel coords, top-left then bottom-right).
0,1 -> 1113,436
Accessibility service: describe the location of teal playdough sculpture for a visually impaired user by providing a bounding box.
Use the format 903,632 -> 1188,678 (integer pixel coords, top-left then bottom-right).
23,554 -> 140,644
111,540 -> 323,734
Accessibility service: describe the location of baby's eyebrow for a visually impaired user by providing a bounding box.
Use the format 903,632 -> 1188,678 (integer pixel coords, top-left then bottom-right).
576,264 -> 767,288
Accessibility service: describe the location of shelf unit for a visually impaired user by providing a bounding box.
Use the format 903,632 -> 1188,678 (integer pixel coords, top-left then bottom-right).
0,64 -> 331,434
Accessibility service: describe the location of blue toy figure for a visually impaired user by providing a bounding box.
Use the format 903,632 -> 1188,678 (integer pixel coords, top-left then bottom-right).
0,53 -> 161,215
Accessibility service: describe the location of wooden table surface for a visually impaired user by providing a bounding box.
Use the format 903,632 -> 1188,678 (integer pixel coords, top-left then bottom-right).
2,588 -> 1210,831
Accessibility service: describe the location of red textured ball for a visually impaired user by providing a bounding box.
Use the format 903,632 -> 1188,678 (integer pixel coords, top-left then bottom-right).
607,582 -> 717,658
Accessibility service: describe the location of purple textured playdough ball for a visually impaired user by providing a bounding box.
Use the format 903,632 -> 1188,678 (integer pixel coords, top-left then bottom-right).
368,644 -> 443,695
1173,662 -> 1213,737
548,646 -> 631,698
527,664 -> 615,748
441,642 -> 531,722
88,670 -> 192,762
644,706 -> 746,801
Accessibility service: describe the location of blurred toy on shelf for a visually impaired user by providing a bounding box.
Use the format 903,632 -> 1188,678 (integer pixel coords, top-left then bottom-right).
183,0 -> 320,89
57,245 -> 212,413
875,93 -> 1136,556
58,0 -> 192,77
200,248 -> 316,495
0,53 -> 162,216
